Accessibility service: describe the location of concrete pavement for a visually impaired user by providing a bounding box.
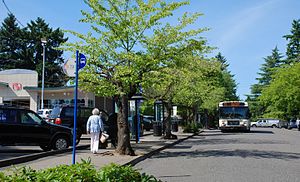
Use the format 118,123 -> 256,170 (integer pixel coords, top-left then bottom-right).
0,129 -> 197,171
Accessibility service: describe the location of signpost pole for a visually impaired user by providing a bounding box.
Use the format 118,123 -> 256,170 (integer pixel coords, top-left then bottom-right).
72,50 -> 79,165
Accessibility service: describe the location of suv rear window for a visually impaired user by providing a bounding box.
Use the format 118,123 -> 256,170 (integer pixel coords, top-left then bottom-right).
0,109 -> 18,123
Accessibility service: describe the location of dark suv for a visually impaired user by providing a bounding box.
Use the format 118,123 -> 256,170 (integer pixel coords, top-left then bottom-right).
49,106 -> 112,140
0,106 -> 73,151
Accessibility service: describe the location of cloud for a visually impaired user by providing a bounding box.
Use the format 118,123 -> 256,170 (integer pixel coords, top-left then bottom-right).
217,0 -> 280,52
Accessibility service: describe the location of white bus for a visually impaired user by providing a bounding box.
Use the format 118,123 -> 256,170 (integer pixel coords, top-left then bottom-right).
218,101 -> 251,132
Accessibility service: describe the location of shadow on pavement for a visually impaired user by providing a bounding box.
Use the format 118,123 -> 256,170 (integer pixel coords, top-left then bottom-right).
159,174 -> 192,179
152,149 -> 300,161
189,138 -> 287,145
249,130 -> 274,134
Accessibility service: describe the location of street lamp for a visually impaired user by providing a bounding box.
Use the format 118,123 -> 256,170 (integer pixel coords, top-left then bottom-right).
41,37 -> 47,109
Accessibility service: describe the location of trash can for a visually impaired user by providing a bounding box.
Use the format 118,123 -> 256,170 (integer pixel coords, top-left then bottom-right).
153,121 -> 162,136
171,122 -> 178,132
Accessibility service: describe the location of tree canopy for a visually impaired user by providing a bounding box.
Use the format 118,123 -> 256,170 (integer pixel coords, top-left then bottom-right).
0,14 -> 68,87
259,63 -> 300,120
62,0 -> 218,154
249,19 -> 300,120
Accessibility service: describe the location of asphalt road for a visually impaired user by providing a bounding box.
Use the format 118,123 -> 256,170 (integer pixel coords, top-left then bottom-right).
135,128 -> 300,182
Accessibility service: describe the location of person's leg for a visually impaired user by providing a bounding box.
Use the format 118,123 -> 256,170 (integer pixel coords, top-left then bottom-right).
90,132 -> 95,153
93,132 -> 100,153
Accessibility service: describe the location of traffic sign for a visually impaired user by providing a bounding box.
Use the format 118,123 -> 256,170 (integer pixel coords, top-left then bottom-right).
79,53 -> 86,69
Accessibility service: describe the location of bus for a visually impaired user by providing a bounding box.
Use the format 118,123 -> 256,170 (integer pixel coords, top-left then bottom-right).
218,101 -> 251,132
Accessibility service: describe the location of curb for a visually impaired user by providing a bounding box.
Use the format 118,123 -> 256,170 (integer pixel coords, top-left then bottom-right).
123,132 -> 200,167
0,144 -> 90,168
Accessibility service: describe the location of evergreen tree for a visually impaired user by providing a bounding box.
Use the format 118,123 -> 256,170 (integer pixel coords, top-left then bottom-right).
249,47 -> 283,120
257,46 -> 283,86
0,14 -> 25,70
283,19 -> 300,64
25,17 -> 68,87
0,14 -> 68,87
215,52 -> 238,101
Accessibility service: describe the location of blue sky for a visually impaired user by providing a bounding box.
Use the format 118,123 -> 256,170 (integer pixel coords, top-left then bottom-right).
1,0 -> 299,100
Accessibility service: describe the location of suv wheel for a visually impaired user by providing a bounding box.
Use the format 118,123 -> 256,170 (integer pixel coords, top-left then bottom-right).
52,136 -> 69,150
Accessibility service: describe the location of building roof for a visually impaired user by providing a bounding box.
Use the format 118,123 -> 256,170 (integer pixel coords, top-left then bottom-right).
23,86 -> 75,93
0,69 -> 37,75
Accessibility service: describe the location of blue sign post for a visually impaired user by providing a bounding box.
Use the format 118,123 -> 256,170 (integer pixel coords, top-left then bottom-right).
72,51 -> 86,165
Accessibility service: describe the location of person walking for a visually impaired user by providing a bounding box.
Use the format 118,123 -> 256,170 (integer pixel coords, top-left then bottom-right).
86,108 -> 104,154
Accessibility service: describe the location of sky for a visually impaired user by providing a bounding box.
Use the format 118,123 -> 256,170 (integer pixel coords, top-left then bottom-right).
0,0 -> 299,100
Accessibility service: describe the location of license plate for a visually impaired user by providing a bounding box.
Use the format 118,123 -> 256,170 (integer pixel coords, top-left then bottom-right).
228,121 -> 239,125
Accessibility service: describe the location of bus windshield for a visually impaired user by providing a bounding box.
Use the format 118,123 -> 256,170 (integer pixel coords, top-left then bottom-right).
219,107 -> 250,119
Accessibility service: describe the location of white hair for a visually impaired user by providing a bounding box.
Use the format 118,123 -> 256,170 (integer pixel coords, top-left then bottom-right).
92,108 -> 100,115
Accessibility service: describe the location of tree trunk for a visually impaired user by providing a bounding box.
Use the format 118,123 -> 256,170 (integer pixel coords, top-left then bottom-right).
164,102 -> 176,139
116,95 -> 135,156
192,105 -> 198,123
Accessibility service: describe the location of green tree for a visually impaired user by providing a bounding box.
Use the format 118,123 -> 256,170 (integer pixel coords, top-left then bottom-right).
283,19 -> 300,64
257,47 -> 283,86
215,52 -> 238,101
0,14 -> 68,87
63,0 -> 207,154
248,47 -> 283,120
0,14 -> 25,70
24,17 -> 68,87
259,63 -> 300,120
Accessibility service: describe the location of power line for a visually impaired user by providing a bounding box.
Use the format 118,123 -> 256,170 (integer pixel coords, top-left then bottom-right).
2,0 -> 25,27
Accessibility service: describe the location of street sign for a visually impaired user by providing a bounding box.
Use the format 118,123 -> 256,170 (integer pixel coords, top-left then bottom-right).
79,53 -> 86,69
63,58 -> 76,77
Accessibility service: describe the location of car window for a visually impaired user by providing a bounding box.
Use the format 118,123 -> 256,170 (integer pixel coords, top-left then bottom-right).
50,107 -> 61,118
27,112 -> 43,124
20,111 -> 42,124
0,109 -> 18,123
64,108 -> 74,117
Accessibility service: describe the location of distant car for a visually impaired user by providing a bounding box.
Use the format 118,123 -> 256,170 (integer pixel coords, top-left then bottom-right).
278,120 -> 288,129
287,119 -> 298,129
142,115 -> 154,131
0,106 -> 73,151
48,106 -> 116,144
37,109 -> 52,122
251,119 -> 280,128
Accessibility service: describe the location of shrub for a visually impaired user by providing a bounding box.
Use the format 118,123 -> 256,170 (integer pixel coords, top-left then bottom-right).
183,122 -> 202,133
0,159 -> 162,182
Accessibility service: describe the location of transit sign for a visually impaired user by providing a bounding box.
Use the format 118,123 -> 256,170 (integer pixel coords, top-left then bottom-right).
79,53 -> 86,69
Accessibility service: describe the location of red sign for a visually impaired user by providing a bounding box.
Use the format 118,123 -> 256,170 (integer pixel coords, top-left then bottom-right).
11,83 -> 23,91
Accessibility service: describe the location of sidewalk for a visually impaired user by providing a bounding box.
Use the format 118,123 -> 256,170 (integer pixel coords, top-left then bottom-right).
3,130 -> 196,171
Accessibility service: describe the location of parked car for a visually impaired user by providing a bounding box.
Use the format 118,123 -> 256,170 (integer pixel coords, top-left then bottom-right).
48,106 -> 115,142
287,119 -> 299,129
37,108 -> 52,122
278,120 -> 288,129
0,106 -> 73,151
251,119 -> 280,128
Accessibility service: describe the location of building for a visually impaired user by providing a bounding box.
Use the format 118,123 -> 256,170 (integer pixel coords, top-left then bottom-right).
0,69 -> 114,113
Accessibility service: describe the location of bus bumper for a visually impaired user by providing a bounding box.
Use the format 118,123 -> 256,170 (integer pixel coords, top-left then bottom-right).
219,126 -> 250,131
